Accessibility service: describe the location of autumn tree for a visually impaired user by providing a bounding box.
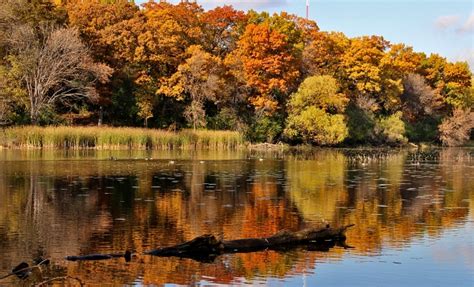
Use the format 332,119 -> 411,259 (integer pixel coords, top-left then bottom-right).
201,5 -> 247,56
285,75 -> 349,145
0,0 -> 111,124
443,61 -> 472,109
439,109 -> 474,146
0,67 -> 16,124
108,2 -> 205,125
341,36 -> 397,110
417,54 -> 472,109
132,1 -> 204,73
232,13 -> 302,114
294,15 -> 320,42
159,45 -> 225,130
382,44 -> 422,76
1,0 -> 66,62
303,31 -> 349,78
401,73 -> 443,120
415,54 -> 472,142
417,53 -> 447,89
65,0 -> 138,64
400,73 -> 443,141
1,26 -> 112,124
67,1 -> 208,126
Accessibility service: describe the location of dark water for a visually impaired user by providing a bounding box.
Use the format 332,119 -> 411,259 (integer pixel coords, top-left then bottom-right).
0,148 -> 473,286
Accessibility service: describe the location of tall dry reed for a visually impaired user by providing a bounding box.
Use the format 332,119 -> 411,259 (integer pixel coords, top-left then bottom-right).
1,126 -> 244,150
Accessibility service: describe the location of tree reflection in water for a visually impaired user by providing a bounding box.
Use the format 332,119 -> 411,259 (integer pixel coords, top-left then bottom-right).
0,148 -> 472,285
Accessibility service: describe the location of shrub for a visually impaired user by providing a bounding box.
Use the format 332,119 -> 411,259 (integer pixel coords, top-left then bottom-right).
345,104 -> 375,144
206,107 -> 242,130
405,117 -> 440,143
285,106 -> 348,145
246,115 -> 283,143
439,109 -> 474,146
374,111 -> 407,145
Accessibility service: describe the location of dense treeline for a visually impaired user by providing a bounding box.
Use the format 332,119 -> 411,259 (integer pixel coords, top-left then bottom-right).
0,0 -> 472,146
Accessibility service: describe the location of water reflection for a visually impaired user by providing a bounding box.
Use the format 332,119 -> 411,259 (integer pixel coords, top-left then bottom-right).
0,148 -> 472,285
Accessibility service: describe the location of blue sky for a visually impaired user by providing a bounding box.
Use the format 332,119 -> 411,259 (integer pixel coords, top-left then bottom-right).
137,0 -> 474,70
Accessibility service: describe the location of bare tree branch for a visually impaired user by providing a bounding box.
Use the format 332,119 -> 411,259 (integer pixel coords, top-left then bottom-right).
2,20 -> 113,124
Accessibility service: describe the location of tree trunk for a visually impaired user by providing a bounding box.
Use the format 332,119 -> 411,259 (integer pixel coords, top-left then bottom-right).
30,98 -> 39,125
30,111 -> 39,125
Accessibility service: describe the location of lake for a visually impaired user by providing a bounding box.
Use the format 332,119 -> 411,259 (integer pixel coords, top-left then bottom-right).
0,148 -> 473,286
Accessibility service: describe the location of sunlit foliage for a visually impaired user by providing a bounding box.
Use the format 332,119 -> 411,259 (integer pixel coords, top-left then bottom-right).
0,0 -> 471,145
285,76 -> 348,145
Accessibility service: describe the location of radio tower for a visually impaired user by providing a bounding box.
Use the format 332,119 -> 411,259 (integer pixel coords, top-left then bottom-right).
306,0 -> 309,19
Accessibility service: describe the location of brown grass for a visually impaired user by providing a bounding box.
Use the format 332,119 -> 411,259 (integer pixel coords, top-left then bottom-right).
1,126 -> 245,150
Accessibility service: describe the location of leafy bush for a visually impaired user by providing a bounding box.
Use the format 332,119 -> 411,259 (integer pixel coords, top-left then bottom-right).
374,111 -> 407,145
285,106 -> 348,145
206,107 -> 242,130
36,106 -> 66,126
246,115 -> 283,143
405,117 -> 440,143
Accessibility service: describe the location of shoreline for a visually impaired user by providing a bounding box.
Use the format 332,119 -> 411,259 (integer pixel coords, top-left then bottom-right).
2,126 -> 469,151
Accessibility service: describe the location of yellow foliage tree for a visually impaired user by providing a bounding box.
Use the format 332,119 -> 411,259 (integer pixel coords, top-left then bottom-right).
159,45 -> 225,130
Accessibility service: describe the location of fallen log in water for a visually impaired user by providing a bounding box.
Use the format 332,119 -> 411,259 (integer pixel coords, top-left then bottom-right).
61,225 -> 354,263
145,234 -> 224,262
145,224 -> 354,262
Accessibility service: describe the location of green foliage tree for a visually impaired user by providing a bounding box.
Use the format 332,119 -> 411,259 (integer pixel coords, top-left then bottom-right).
345,103 -> 375,144
285,75 -> 349,145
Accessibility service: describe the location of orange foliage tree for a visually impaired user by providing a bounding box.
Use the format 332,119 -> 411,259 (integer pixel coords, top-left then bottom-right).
201,5 -> 248,56
231,13 -> 303,114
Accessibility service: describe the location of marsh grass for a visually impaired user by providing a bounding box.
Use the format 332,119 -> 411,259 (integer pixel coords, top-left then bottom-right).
2,126 -> 244,150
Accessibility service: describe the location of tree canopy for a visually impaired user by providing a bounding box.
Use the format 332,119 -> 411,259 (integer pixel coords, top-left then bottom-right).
0,0 -> 472,146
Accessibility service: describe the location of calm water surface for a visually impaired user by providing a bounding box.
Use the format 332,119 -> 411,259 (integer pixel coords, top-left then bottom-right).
0,148 -> 473,286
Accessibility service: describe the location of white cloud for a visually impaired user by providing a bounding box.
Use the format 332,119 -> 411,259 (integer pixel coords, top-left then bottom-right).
434,12 -> 474,34
453,49 -> 474,72
435,15 -> 460,29
457,12 -> 474,33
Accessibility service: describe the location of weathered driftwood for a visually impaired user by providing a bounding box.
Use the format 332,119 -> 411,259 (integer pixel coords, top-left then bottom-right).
223,224 -> 353,252
145,224 -> 354,262
145,234 -> 224,262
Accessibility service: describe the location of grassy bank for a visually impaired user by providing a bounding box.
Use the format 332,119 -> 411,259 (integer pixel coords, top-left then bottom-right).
1,126 -> 245,150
